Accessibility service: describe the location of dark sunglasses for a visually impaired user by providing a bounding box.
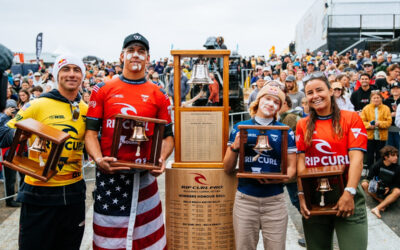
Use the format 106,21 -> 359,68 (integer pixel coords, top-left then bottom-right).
333,88 -> 342,91
70,101 -> 80,121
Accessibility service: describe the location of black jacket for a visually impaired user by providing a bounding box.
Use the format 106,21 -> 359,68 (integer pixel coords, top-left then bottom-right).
350,86 -> 376,112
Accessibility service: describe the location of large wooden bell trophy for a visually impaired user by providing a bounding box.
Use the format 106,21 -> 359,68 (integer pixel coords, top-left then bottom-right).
298,165 -> 345,215
165,50 -> 236,249
2,118 -> 70,182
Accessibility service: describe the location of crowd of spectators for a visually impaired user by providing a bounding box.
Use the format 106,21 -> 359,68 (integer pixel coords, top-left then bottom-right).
246,49 -> 400,165
1,47 -> 400,211
3,49 -> 400,151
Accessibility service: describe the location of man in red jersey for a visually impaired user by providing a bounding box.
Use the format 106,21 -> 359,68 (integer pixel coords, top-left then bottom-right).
85,33 -> 174,250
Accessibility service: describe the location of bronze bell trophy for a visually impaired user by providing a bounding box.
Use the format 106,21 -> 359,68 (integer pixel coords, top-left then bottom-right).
165,49 -> 236,249
297,165 -> 345,215
236,125 -> 290,179
2,118 -> 70,182
109,114 -> 167,171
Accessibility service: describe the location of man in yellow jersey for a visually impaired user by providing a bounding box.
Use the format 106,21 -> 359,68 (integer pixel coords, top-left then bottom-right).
0,54 -> 87,250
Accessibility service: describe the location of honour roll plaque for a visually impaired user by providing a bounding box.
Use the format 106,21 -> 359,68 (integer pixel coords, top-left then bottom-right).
180,111 -> 223,162
166,168 -> 237,249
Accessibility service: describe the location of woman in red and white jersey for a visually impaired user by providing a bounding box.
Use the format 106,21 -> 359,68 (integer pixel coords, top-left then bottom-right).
296,72 -> 368,250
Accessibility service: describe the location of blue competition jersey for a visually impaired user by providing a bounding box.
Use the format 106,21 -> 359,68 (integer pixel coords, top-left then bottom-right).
228,119 -> 297,197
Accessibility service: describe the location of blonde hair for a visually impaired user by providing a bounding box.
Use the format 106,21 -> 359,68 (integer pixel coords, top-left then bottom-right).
249,98 -> 260,117
248,97 -> 279,120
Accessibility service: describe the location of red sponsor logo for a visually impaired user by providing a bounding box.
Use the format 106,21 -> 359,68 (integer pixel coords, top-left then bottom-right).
58,58 -> 68,68
89,101 -> 96,108
190,173 -> 207,185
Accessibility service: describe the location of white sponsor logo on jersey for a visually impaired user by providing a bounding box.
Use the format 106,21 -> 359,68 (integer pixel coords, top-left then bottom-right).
305,155 -> 350,166
351,128 -> 367,139
114,103 -> 137,115
289,130 -> 295,140
312,139 -> 336,155
245,156 -> 278,165
141,94 -> 149,102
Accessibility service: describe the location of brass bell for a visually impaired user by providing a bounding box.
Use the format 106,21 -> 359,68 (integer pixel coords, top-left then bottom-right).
317,178 -> 332,192
29,137 -> 47,167
29,137 -> 47,153
252,131 -> 272,161
316,178 -> 332,207
129,122 -> 149,142
128,122 -> 149,157
253,133 -> 273,151
187,63 -> 214,85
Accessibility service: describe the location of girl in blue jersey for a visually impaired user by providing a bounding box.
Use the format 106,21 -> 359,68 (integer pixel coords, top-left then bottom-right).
224,85 -> 297,250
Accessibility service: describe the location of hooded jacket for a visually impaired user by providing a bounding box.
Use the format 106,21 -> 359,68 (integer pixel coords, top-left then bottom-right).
1,89 -> 88,205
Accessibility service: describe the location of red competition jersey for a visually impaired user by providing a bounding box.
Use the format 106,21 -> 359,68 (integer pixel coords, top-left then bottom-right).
87,76 -> 171,163
296,110 -> 367,168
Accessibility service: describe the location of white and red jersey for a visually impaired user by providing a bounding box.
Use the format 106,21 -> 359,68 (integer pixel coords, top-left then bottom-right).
296,110 -> 367,168
87,76 -> 171,163
87,76 -> 171,250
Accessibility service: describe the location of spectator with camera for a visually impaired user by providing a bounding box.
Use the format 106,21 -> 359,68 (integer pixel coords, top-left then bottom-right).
0,99 -> 17,126
361,145 -> 400,219
0,99 -> 23,207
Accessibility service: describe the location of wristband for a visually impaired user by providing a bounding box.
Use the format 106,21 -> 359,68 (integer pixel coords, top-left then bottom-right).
230,145 -> 240,153
344,187 -> 356,196
298,191 -> 304,195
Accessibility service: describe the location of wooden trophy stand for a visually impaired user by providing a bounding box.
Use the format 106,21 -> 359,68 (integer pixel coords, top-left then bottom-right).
109,114 -> 167,171
166,50 -> 236,249
298,165 -> 345,215
237,125 -> 289,179
2,118 -> 70,182
170,50 -> 231,168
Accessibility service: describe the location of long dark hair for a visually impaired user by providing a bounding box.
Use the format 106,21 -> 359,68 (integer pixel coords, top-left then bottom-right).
304,73 -> 343,146
17,89 -> 30,107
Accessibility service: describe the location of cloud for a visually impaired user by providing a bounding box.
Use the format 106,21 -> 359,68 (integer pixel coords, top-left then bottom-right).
1,0 -> 315,62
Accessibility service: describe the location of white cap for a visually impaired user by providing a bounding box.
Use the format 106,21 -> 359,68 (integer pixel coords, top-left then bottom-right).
376,71 -> 387,78
52,54 -> 86,84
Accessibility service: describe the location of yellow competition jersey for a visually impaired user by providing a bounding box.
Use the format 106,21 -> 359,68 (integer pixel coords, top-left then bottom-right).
7,94 -> 88,186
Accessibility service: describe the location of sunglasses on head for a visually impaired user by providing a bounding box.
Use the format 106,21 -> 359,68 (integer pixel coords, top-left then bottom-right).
302,72 -> 327,84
